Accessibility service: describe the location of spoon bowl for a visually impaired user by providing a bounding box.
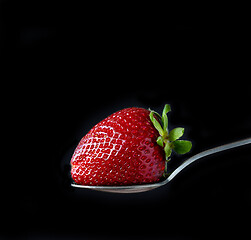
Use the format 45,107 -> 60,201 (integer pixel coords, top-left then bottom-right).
71,138 -> 251,193
71,180 -> 168,193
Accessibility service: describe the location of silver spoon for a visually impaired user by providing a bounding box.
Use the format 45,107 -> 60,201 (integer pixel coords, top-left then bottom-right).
71,138 -> 251,193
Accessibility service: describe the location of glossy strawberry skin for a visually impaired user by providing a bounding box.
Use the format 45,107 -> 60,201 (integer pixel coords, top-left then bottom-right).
71,107 -> 165,186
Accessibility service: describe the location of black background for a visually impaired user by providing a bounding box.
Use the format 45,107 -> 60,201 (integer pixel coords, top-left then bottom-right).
1,1 -> 251,239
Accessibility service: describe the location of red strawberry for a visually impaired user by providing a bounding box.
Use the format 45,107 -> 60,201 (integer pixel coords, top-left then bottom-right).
71,104 -> 192,186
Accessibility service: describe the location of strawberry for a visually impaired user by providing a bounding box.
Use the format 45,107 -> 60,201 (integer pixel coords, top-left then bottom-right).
71,104 -> 192,186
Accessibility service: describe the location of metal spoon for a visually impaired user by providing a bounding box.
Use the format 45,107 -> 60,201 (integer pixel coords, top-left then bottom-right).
71,138 -> 251,193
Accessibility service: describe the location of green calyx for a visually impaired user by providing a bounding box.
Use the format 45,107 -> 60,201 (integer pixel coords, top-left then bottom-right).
149,104 -> 192,177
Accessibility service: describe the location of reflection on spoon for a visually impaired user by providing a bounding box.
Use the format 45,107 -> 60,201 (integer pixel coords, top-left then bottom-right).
71,138 -> 251,193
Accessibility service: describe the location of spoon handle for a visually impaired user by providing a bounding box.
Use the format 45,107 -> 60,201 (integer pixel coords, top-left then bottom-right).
167,137 -> 251,182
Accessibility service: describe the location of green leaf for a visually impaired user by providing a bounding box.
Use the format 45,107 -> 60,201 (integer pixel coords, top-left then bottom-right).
149,111 -> 164,136
169,127 -> 184,141
162,114 -> 168,134
148,109 -> 161,120
162,104 -> 171,132
172,140 -> 192,154
157,136 -> 164,147
162,104 -> 171,115
164,143 -> 172,160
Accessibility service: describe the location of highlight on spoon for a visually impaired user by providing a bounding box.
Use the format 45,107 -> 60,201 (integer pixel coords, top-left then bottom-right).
71,181 -> 168,193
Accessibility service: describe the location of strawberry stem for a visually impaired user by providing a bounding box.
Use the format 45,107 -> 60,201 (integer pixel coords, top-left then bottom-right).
149,104 -> 192,177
